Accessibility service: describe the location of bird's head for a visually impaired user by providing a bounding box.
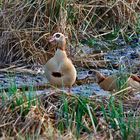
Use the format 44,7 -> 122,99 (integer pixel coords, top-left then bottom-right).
49,32 -> 67,50
88,70 -> 106,84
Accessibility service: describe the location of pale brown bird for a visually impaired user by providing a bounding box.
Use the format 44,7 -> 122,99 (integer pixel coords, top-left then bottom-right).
44,33 -> 77,92
90,70 -> 140,92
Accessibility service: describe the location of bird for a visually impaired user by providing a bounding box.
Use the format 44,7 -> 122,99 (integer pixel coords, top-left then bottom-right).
44,32 -> 77,92
90,70 -> 140,92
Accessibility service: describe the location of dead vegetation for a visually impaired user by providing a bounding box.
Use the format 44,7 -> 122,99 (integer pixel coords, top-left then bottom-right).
0,0 -> 139,67
0,91 -> 140,139
0,0 -> 140,139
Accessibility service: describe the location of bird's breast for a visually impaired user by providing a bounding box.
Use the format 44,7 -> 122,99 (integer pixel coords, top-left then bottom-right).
54,49 -> 67,61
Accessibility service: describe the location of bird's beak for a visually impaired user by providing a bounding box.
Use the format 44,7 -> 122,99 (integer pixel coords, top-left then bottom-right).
49,37 -> 55,43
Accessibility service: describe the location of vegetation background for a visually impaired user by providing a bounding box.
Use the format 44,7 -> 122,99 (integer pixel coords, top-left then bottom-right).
0,0 -> 140,139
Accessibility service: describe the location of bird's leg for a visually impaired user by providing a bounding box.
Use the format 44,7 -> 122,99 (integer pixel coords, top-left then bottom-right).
66,86 -> 73,96
49,84 -> 58,94
68,87 -> 71,93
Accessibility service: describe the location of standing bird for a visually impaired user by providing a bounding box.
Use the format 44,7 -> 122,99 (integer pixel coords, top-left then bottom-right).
44,33 -> 77,92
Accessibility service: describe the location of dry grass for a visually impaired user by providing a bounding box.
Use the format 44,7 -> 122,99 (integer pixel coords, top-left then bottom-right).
0,0 -> 139,67
0,91 -> 140,139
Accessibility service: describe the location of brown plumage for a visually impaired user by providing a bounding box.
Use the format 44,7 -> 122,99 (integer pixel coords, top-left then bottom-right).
91,70 -> 140,92
44,33 -> 77,91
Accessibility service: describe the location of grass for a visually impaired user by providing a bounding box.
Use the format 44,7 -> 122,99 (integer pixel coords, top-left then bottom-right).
0,0 -> 139,65
0,85 -> 140,139
101,97 -> 137,139
57,94 -> 97,138
0,0 -> 139,139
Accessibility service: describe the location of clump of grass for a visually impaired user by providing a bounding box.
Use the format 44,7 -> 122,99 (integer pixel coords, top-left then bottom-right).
0,86 -> 140,139
101,96 -> 140,140
57,93 -> 97,138
116,64 -> 129,91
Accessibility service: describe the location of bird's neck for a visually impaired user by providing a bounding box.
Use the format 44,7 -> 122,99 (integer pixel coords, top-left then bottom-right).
96,72 -> 106,84
57,40 -> 66,51
54,49 -> 67,61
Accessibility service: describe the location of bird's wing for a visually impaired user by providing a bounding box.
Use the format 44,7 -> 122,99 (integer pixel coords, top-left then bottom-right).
45,57 -> 64,78
45,57 -> 58,71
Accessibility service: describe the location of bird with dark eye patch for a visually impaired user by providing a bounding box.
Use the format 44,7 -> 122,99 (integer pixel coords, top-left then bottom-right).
90,69 -> 140,92
55,34 -> 60,38
44,32 -> 77,92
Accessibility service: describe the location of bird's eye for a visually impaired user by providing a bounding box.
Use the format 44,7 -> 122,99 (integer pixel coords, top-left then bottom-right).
55,34 -> 60,38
